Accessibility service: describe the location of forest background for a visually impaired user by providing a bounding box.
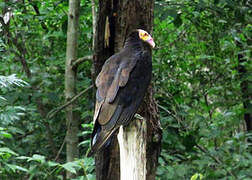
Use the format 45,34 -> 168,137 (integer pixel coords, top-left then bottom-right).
0,0 -> 251,179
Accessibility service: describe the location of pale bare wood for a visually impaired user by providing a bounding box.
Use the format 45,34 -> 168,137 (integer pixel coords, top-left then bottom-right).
118,118 -> 147,180
91,0 -> 96,50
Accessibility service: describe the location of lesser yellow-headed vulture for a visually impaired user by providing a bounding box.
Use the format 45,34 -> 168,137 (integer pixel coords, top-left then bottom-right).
88,29 -> 155,156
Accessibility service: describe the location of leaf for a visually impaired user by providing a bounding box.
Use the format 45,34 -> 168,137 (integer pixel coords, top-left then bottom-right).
0,2 -> 5,8
61,162 -> 78,174
78,140 -> 90,147
28,154 -> 46,163
0,96 -> 6,101
80,131 -> 91,136
0,131 -> 12,138
0,74 -> 28,88
191,173 -> 203,180
87,174 -> 96,180
0,147 -> 18,156
191,173 -> 199,180
218,19 -> 227,23
0,106 -> 26,125
199,174 -> 203,179
7,164 -> 28,172
16,156 -> 29,160
81,123 -> 93,129
48,161 -> 60,167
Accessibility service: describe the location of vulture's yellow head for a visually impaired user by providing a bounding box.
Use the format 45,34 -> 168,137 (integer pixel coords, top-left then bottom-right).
138,29 -> 155,48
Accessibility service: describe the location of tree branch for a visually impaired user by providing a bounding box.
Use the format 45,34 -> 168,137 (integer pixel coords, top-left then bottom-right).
157,104 -> 183,127
46,85 -> 93,119
0,16 -> 7,28
1,15 -> 31,77
55,0 -> 67,7
54,136 -> 66,161
71,55 -> 92,69
53,84 -> 92,161
17,130 -> 34,140
28,0 -> 48,31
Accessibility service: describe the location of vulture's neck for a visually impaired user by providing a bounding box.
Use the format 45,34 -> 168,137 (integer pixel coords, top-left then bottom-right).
123,37 -> 143,52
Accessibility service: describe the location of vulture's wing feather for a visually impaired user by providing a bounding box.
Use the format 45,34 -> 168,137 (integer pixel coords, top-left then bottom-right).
115,51 -> 152,126
94,52 -> 138,125
88,51 -> 151,156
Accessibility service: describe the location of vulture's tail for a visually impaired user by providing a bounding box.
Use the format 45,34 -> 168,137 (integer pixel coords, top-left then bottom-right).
87,123 -> 118,157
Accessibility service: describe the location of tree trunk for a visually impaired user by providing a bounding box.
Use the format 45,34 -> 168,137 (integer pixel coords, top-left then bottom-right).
65,0 -> 80,178
238,53 -> 252,132
93,0 -> 162,179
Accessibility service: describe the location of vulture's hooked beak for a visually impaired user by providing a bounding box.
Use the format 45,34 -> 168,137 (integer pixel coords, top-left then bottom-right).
147,37 -> 155,48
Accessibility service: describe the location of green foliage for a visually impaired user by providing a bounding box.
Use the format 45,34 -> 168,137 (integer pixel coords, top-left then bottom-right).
154,0 -> 252,179
0,74 -> 94,179
0,74 -> 28,88
0,0 -> 94,178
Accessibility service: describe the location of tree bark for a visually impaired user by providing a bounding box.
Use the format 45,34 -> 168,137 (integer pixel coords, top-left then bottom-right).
65,0 -> 80,178
238,53 -> 252,132
93,0 -> 162,179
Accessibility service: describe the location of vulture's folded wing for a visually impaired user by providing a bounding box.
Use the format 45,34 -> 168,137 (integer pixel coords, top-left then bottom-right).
93,53 -> 137,125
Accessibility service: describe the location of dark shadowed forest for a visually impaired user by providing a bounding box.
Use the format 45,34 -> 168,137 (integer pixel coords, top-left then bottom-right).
0,0 -> 251,179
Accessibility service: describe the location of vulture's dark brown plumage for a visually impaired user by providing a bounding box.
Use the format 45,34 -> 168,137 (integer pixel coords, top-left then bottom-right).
88,29 -> 154,156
